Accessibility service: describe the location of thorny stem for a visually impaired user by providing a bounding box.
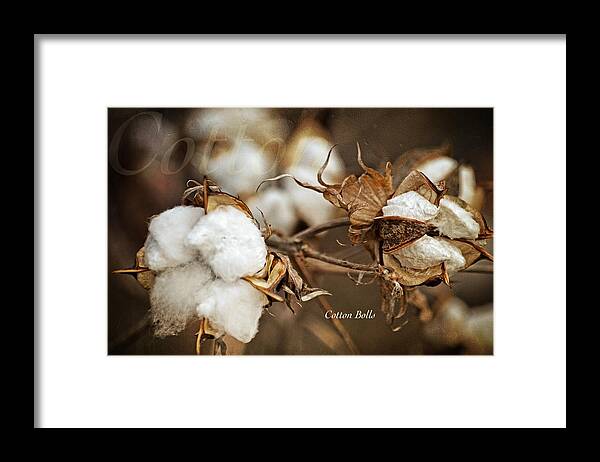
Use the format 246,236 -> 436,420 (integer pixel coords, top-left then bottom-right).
293,256 -> 361,355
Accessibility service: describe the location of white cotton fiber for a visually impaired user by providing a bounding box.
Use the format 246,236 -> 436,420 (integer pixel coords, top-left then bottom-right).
382,191 -> 439,221
186,206 -> 267,282
247,188 -> 298,235
196,279 -> 268,343
417,156 -> 458,183
285,164 -> 339,226
430,198 -> 480,239
207,141 -> 271,196
394,235 -> 466,274
149,261 -> 215,337
144,206 -> 205,271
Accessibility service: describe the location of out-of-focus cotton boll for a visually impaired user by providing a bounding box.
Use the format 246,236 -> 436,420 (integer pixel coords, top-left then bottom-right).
393,235 -> 466,273
382,191 -> 439,221
206,141 -> 272,197
184,108 -> 289,143
285,164 -> 340,227
294,136 -> 345,184
186,206 -> 267,282
144,206 -> 205,271
463,305 -> 493,354
423,296 -> 469,348
416,156 -> 458,183
196,279 -> 268,343
458,165 -> 477,206
430,198 -> 480,239
149,261 -> 215,337
246,188 -> 298,235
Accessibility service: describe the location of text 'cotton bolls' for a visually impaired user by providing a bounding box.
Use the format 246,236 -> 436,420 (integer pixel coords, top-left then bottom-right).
143,205 -> 205,272
149,261 -> 215,337
196,279 -> 268,343
186,206 -> 267,282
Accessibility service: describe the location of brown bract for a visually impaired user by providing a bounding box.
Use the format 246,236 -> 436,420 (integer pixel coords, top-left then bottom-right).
392,142 -> 453,185
181,178 -> 254,218
259,142 -> 394,245
323,143 -> 394,244
112,247 -> 154,290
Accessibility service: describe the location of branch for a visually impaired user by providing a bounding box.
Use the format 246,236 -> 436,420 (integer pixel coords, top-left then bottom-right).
266,234 -> 378,275
292,217 -> 350,240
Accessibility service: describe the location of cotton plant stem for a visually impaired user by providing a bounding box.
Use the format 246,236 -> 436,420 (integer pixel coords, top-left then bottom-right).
292,217 -> 350,240
266,234 -> 378,275
293,256 -> 360,355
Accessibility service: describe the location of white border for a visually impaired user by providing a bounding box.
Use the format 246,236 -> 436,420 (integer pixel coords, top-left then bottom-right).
36,36 -> 566,428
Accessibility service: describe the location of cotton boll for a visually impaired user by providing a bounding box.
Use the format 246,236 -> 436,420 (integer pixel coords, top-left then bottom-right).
246,188 -> 298,235
394,236 -> 466,274
149,261 -> 214,337
196,279 -> 268,343
383,191 -> 439,221
184,108 -> 289,143
458,165 -> 477,205
186,206 -> 267,282
285,164 -> 339,226
294,136 -> 345,184
144,206 -> 205,271
416,156 -> 458,183
143,236 -> 172,272
206,141 -> 272,197
430,198 -> 480,239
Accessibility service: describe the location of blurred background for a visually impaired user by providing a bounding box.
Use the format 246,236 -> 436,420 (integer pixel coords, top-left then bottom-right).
108,108 -> 493,355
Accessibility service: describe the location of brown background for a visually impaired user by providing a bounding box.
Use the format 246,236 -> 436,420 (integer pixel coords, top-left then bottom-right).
108,108 -> 493,355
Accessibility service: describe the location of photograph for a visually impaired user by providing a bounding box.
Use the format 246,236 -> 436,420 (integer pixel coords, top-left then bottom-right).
36,35 -> 565,428
108,107 -> 494,355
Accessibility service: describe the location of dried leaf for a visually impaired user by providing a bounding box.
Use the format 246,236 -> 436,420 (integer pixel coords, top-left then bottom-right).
182,179 -> 254,218
242,278 -> 285,302
300,288 -> 332,302
394,170 -> 447,206
393,142 -> 453,184
383,253 -> 445,287
379,278 -> 406,325
325,143 -> 395,244
447,238 -> 494,267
